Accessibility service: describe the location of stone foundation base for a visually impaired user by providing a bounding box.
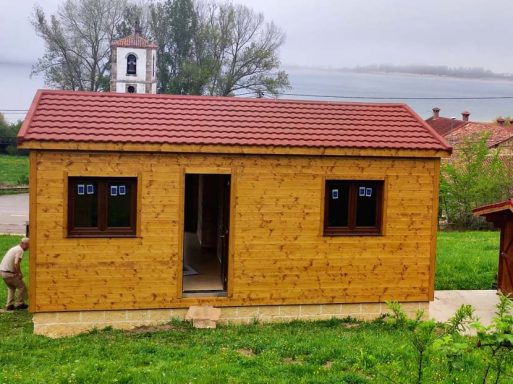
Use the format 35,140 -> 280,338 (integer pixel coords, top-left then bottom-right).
33,302 -> 429,338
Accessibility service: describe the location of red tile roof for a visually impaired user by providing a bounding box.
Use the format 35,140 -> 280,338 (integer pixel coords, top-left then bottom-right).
425,116 -> 467,136
445,122 -> 513,147
112,33 -> 157,49
18,90 -> 452,152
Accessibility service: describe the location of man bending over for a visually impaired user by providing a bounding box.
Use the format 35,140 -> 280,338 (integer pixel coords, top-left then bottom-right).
0,237 -> 29,310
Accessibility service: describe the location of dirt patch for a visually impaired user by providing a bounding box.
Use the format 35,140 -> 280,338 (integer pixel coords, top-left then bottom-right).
125,324 -> 177,334
323,360 -> 333,369
236,348 -> 255,357
341,323 -> 360,329
282,357 -> 303,365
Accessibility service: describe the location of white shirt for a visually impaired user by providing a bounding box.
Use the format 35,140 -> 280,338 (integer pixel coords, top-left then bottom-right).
0,245 -> 23,272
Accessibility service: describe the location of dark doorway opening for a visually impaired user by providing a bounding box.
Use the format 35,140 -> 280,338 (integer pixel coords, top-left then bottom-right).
182,174 -> 230,296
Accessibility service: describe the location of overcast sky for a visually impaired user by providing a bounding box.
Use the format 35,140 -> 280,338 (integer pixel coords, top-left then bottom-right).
1,0 -> 513,72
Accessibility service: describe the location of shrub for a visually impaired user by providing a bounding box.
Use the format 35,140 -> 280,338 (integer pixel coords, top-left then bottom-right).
440,133 -> 512,229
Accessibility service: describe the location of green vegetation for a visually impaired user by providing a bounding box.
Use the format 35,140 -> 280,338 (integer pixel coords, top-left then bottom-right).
0,311 -> 491,383
0,155 -> 29,186
436,231 -> 499,290
0,113 -> 23,155
440,133 -> 513,228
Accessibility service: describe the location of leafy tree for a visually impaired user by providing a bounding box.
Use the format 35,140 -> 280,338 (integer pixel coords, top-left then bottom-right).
31,0 -> 127,91
148,0 -> 289,96
0,114 -> 24,155
32,0 -> 289,96
149,0 -> 204,94
440,133 -> 511,228
114,2 -> 150,40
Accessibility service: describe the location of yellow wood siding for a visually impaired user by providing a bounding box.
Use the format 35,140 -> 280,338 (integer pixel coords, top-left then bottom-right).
31,151 -> 439,312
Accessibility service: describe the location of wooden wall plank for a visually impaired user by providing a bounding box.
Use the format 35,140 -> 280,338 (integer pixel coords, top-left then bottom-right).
32,150 -> 438,311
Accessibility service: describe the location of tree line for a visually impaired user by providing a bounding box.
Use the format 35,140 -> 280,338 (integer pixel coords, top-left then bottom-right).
31,0 -> 289,97
0,114 -> 23,155
353,64 -> 513,81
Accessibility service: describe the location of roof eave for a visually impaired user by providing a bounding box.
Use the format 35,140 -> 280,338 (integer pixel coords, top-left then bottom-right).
402,104 -> 453,154
472,200 -> 513,217
17,90 -> 43,146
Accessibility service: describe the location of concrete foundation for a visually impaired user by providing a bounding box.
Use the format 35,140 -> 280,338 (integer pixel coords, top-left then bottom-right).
33,302 -> 429,338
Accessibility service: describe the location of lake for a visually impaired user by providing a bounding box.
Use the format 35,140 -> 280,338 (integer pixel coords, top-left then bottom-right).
2,63 -> 513,123
285,67 -> 513,122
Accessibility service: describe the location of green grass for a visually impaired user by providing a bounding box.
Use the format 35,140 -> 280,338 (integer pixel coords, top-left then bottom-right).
0,315 -> 490,383
0,233 -> 504,382
0,154 -> 29,186
436,231 -> 499,290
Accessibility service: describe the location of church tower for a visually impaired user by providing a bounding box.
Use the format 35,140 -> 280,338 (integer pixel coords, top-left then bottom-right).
111,27 -> 157,94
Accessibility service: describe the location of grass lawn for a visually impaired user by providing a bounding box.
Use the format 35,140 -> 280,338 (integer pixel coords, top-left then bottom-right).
0,314 -> 493,383
0,154 -> 29,186
0,233 -> 504,382
435,231 -> 499,290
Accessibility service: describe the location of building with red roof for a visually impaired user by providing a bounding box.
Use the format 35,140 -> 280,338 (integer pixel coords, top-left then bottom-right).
425,107 -> 468,137
18,90 -> 451,337
425,107 -> 513,150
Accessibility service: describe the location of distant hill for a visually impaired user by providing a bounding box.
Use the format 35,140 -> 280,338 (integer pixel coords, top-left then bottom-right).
351,64 -> 513,81
285,64 -> 513,81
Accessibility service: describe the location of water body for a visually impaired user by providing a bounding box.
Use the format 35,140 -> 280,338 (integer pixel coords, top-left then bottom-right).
2,62 -> 513,122
285,67 -> 513,122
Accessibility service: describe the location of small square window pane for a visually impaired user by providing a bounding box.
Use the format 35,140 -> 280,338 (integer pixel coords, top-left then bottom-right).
74,182 -> 98,227
108,183 -> 132,227
356,183 -> 377,227
327,182 -> 349,227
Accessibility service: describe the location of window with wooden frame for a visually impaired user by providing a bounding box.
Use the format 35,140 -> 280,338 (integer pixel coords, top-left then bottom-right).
324,180 -> 384,236
68,177 -> 137,237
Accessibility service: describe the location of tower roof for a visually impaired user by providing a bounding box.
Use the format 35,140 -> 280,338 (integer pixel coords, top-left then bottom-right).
112,32 -> 157,49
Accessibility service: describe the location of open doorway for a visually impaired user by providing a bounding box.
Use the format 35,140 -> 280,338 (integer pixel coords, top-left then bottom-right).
182,174 -> 230,296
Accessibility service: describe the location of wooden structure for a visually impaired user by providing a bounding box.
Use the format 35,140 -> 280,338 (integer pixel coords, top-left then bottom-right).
18,90 -> 451,333
473,200 -> 513,295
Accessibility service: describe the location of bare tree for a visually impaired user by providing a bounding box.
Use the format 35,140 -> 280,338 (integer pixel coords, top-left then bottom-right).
32,0 -> 127,91
206,3 -> 289,96
32,0 -> 289,96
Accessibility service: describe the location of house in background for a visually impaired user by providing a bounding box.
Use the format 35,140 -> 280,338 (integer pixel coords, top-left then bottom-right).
18,90 -> 451,337
425,107 -> 513,151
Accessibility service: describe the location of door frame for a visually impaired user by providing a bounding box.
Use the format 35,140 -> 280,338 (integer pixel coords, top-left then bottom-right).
177,167 -> 235,299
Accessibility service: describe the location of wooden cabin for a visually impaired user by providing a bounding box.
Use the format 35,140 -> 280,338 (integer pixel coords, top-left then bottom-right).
18,90 -> 451,337
473,200 -> 513,295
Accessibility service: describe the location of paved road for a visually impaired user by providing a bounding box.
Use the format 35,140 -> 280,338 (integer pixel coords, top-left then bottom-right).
0,193 -> 28,235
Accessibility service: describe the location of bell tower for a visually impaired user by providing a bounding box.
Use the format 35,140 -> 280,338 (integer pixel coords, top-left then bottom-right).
111,27 -> 157,94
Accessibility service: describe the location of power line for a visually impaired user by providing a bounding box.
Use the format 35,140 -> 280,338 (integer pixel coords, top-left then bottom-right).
279,93 -> 513,100
3,92 -> 513,115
